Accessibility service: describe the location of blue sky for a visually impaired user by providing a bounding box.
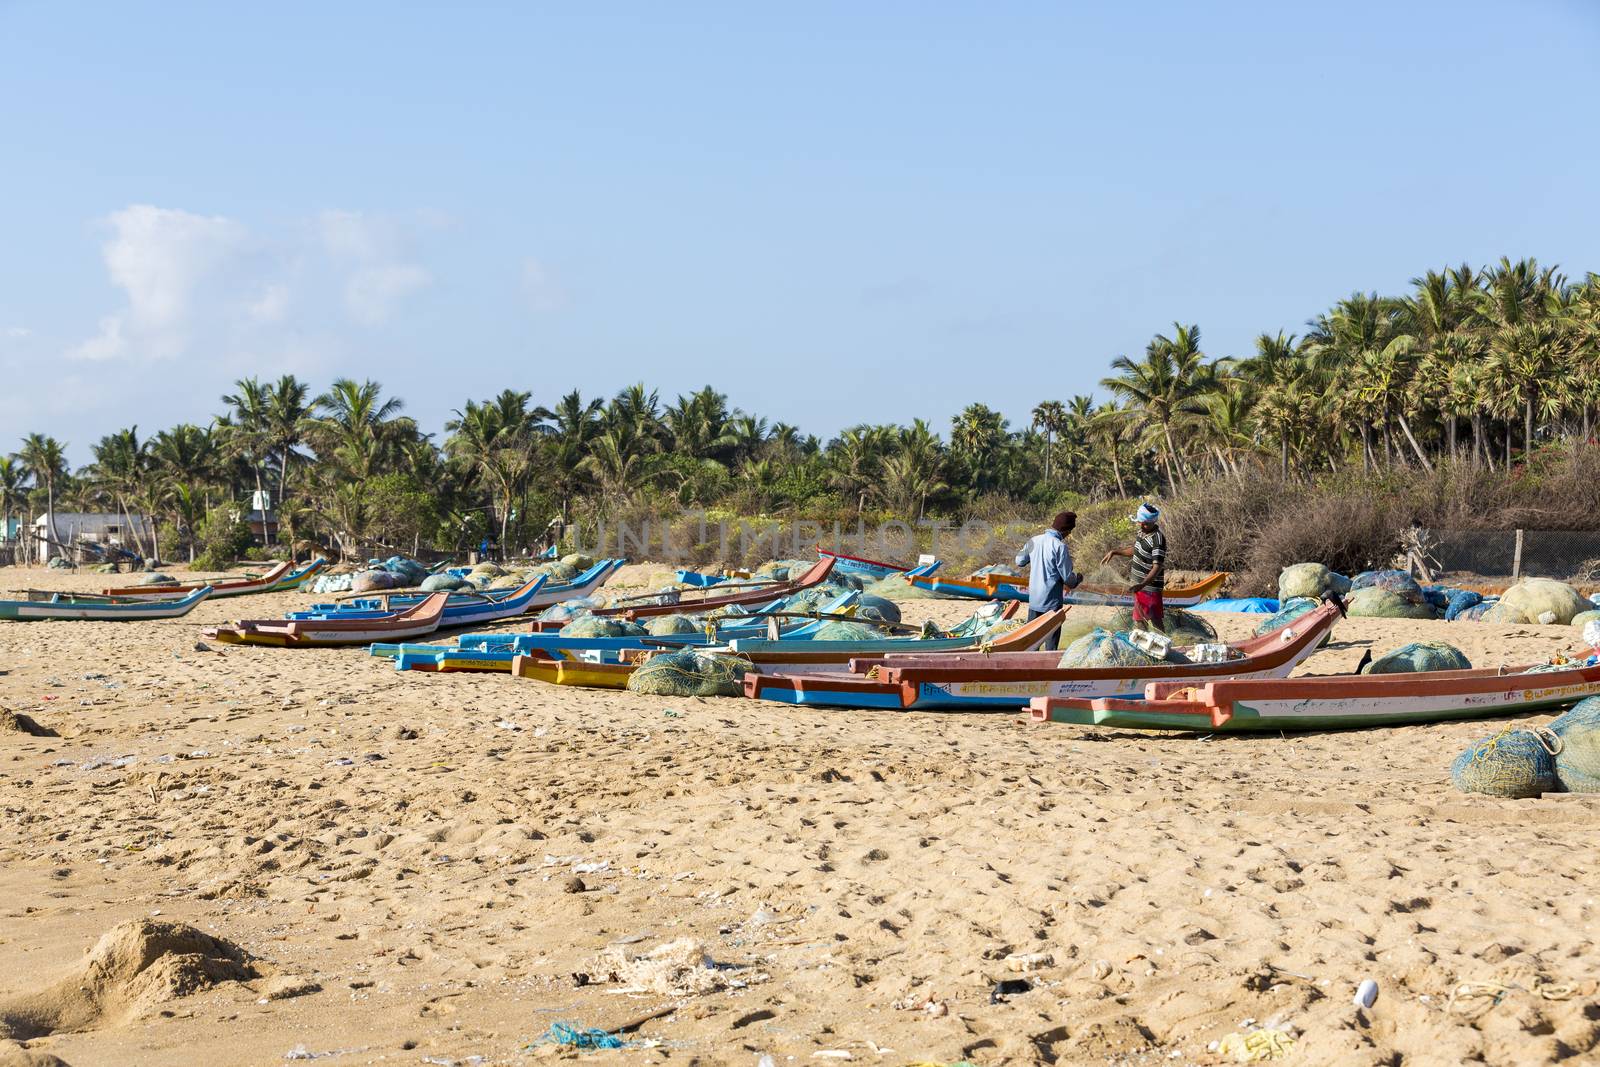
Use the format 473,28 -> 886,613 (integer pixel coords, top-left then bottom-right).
3,1 -> 1598,463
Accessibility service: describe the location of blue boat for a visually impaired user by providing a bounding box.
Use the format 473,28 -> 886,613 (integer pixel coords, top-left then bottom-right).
289,575 -> 548,627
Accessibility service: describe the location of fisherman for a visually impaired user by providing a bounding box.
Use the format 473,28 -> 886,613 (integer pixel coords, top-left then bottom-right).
1015,510 -> 1083,651
1102,502 -> 1166,631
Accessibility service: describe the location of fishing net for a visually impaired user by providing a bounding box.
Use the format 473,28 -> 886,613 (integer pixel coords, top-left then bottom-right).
1571,610 -> 1600,629
1349,569 -> 1426,605
626,651 -> 747,697
1278,563 -> 1350,602
381,556 -> 431,585
421,574 -> 470,592
138,572 -> 178,586
469,562 -> 505,579
856,594 -> 902,625
756,559 -> 804,579
1104,606 -> 1215,644
974,563 -> 1019,578
560,553 -> 595,572
1455,601 -> 1496,622
1057,628 -> 1166,669
352,569 -> 402,593
826,571 -> 868,591
1450,726 -> 1558,798
1479,602 -> 1531,624
1548,698 -> 1600,793
538,598 -> 602,624
1254,597 -> 1320,636
811,620 -> 884,641
1498,578 -> 1588,625
560,616 -> 646,638
1345,587 -> 1436,620
1444,590 -> 1484,621
647,614 -> 701,636
862,574 -> 941,601
530,560 -> 580,582
1361,640 -> 1471,674
487,573 -> 528,591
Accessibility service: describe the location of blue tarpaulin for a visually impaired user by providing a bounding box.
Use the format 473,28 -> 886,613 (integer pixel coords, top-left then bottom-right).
1190,597 -> 1280,614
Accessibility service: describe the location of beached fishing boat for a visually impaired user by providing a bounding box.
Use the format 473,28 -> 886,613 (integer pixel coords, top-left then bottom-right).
0,585 -> 214,622
744,599 -> 1342,709
289,575 -> 548,628
1031,659 -> 1600,732
100,558 -> 328,600
510,653 -> 636,689
816,547 -> 934,581
206,591 -> 451,648
333,558 -> 624,615
726,602 -> 1049,674
909,568 -> 1229,606
374,589 -> 864,672
546,556 -> 837,625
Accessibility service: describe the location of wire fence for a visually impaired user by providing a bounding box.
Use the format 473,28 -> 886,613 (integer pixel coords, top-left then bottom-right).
1432,529 -> 1600,583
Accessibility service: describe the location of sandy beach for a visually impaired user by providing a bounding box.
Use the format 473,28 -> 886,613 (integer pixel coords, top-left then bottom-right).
2,563 -> 1598,1067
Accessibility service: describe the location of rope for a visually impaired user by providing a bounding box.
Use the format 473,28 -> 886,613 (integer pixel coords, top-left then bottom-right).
1447,979 -> 1580,1016
537,1021 -> 625,1049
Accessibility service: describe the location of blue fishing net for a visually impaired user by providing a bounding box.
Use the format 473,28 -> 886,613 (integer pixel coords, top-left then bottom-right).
1362,641 -> 1471,674
1444,590 -> 1484,621
559,616 -> 647,638
539,1022 -> 625,1049
1548,697 -> 1600,793
1451,727 -> 1558,798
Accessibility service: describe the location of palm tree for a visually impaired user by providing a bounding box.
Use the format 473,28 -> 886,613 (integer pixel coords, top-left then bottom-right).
220,377 -> 272,495
445,393 -> 534,551
17,433 -> 67,561
87,426 -> 153,557
265,374 -> 312,500
1031,400 -> 1067,483
827,425 -> 891,516
0,456 -> 28,560
308,378 -> 416,480
1100,323 -> 1208,492
538,390 -> 603,520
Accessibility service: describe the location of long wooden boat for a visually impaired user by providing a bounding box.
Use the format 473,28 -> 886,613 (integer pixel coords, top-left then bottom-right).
743,600 -> 1341,710
100,558 -> 328,600
206,591 -> 450,648
909,568 -> 1229,606
726,602 -> 1046,674
375,590 -> 863,673
329,559 -> 624,615
289,575 -> 548,627
545,556 -> 837,624
816,547 -> 937,582
1032,659 -> 1600,732
511,653 -> 636,689
0,585 -> 213,622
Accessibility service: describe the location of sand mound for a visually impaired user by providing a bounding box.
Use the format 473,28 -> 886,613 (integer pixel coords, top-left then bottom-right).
590,938 -> 733,997
0,1043 -> 71,1067
0,921 -> 254,1039
0,711 -> 56,738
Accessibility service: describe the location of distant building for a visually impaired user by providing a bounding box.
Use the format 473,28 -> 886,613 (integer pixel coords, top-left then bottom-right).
33,512 -> 153,561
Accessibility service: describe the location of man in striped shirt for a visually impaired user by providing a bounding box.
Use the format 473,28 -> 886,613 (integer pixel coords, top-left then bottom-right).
1102,502 -> 1167,630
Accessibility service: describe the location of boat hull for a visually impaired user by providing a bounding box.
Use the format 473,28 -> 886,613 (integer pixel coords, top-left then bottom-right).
0,586 -> 213,622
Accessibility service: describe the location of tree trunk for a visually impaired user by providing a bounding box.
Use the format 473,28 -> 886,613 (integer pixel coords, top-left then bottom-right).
1043,430 -> 1052,483
1280,434 -> 1289,478
1110,446 -> 1126,497
1446,417 -> 1457,465
1524,396 -> 1536,463
1360,425 -> 1373,472
1396,413 -> 1435,473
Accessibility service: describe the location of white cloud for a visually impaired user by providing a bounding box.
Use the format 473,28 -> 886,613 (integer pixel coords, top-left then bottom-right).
70,315 -> 126,361
346,264 -> 432,325
3,326 -> 30,338
521,257 -> 566,312
102,204 -> 247,332
248,283 -> 290,323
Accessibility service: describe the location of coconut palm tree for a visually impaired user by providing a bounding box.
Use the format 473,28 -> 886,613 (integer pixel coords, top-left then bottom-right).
1030,400 -> 1067,483
17,433 -> 67,561
538,390 -> 603,520
220,377 -> 273,495
0,456 -> 28,560
1100,323 -> 1208,492
265,374 -> 313,500
87,427 -> 153,557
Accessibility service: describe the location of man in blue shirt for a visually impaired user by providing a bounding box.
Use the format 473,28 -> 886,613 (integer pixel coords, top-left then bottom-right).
1015,510 -> 1082,651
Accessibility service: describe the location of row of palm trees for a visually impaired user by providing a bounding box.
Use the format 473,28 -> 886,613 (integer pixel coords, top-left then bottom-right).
3,256 -> 1594,562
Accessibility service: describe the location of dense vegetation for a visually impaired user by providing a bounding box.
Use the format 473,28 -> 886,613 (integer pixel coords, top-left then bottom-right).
3,257 -> 1598,569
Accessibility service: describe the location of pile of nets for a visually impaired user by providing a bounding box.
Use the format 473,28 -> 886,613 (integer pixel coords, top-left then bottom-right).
626,651 -> 747,697
1488,578 -> 1590,625
138,572 -> 178,585
1255,597 -> 1320,636
646,614 -> 701,637
1103,606 -> 1215,644
1455,601 -> 1496,622
810,620 -> 884,641
861,574 -> 941,601
855,594 -> 902,625
1345,587 -> 1436,620
421,573 -> 471,592
1057,628 -> 1176,669
559,616 -> 646,638
1349,569 -> 1427,606
1451,726 -> 1559,798
537,598 -> 604,624
312,556 -> 432,593
1443,589 -> 1484,621
1362,640 -> 1471,674
1278,563 -> 1351,602
1548,698 -> 1600,793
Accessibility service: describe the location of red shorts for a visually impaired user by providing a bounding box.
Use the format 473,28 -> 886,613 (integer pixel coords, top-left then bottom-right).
1133,589 -> 1164,625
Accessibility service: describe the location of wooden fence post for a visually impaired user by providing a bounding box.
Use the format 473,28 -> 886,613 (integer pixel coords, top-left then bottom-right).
1513,529 -> 1524,581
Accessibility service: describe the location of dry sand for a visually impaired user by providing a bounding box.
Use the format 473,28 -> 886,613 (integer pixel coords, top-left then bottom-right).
1,563 -> 1597,1067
